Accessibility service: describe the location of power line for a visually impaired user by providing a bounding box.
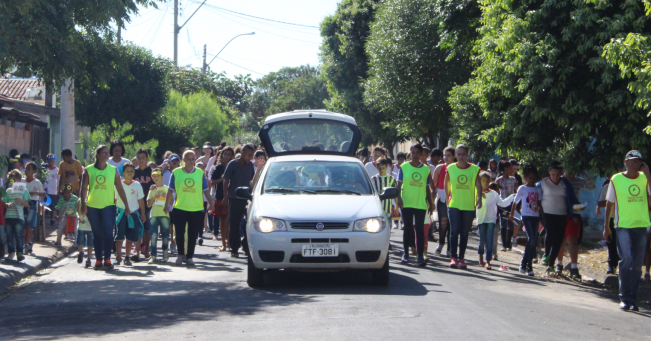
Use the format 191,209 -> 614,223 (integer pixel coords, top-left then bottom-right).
189,0 -> 319,29
207,6 -> 320,36
139,6 -> 167,46
146,4 -> 168,49
209,55 -> 264,75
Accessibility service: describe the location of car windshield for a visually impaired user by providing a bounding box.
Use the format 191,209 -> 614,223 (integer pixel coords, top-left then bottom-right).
262,161 -> 373,195
266,119 -> 355,154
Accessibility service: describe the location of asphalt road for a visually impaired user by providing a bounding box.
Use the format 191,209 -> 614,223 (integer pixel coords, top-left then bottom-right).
0,230 -> 649,341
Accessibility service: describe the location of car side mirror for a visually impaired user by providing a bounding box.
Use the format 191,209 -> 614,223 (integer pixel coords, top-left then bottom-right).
235,186 -> 252,201
379,187 -> 399,201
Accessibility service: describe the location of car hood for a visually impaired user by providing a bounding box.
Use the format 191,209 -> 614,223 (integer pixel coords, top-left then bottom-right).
254,194 -> 381,221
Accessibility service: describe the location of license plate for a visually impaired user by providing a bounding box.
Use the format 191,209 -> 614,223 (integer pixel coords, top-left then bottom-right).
302,244 -> 338,257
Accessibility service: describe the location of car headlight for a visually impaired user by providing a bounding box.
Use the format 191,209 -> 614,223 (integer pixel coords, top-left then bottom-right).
353,217 -> 387,233
253,217 -> 287,233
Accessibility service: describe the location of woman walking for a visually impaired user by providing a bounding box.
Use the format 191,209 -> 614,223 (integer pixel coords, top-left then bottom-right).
210,146 -> 234,251
164,150 -> 214,266
81,145 -> 130,270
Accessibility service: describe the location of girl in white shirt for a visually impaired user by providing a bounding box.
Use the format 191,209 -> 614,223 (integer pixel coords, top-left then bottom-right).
511,165 -> 543,276
476,172 -> 514,269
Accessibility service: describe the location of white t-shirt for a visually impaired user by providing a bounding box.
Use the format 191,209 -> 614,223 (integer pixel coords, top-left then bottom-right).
108,157 -> 130,177
45,166 -> 59,195
477,190 -> 515,224
514,185 -> 542,217
605,180 -> 651,227
540,177 -> 567,215
22,178 -> 45,201
115,180 -> 144,212
496,175 -> 517,199
365,162 -> 380,178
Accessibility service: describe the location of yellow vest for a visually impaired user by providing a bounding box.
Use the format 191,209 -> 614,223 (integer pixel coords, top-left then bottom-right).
611,172 -> 651,228
447,163 -> 480,211
86,164 -> 117,209
173,167 -> 205,212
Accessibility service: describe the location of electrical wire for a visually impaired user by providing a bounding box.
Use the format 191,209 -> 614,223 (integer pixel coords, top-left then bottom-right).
139,6 -> 167,46
209,55 -> 264,75
146,5 -> 169,49
207,6 -> 321,36
125,8 -> 163,27
188,0 -> 319,28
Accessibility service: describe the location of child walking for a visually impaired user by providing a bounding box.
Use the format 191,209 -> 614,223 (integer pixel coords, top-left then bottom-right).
2,171 -> 31,262
22,162 -> 46,254
54,184 -> 78,245
76,197 -> 94,268
511,165 -> 543,276
114,162 -> 146,266
476,173 -> 515,269
147,169 -> 170,263
45,154 -> 60,225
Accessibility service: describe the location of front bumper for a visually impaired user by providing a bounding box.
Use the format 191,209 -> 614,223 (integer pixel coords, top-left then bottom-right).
247,229 -> 390,270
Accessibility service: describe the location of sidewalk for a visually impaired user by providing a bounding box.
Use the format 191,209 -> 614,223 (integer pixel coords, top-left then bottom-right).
0,222 -> 76,292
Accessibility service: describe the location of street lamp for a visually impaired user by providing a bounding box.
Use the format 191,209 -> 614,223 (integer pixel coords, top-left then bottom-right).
202,32 -> 255,74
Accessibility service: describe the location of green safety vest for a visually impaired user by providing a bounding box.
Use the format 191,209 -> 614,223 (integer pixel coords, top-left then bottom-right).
86,164 -> 117,209
173,167 -> 205,212
611,172 -> 651,228
447,163 -> 480,211
400,163 -> 431,210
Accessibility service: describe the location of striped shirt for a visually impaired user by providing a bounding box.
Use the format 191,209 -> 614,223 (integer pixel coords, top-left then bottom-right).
371,175 -> 396,215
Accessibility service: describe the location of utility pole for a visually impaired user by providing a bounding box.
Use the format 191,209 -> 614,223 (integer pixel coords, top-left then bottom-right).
60,78 -> 76,153
173,0 -> 178,65
202,44 -> 207,75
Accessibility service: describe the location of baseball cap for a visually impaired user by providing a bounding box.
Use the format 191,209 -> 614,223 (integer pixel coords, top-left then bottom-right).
168,155 -> 180,162
626,150 -> 643,160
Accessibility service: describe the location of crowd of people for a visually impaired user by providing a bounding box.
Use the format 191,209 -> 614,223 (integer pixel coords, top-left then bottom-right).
363,144 -> 651,311
0,140 -> 649,311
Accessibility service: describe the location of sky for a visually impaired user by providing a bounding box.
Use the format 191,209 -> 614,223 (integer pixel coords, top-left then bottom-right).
120,0 -> 341,79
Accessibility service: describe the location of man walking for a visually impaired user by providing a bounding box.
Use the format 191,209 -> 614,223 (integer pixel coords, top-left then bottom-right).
604,150 -> 651,311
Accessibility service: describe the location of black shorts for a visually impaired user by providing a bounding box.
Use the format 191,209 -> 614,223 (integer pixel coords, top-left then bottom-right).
437,199 -> 448,220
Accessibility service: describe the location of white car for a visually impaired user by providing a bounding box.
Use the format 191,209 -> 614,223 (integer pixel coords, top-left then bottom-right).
235,110 -> 398,287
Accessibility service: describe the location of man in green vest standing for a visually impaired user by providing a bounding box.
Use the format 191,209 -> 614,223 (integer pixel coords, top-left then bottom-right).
604,150 -> 651,311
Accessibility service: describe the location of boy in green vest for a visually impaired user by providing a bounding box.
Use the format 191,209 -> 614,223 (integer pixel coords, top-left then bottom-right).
603,150 -> 651,311
396,144 -> 434,267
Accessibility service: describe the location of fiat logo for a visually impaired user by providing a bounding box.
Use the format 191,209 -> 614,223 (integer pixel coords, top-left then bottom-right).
316,223 -> 325,231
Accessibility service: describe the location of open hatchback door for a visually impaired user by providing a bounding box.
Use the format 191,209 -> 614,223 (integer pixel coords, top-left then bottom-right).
259,110 -> 362,158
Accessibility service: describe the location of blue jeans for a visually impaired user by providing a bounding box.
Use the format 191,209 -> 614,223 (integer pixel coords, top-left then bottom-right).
616,227 -> 647,305
87,205 -> 117,262
25,200 -> 38,228
5,218 -> 24,254
448,207 -> 475,259
521,216 -> 540,269
76,230 -> 94,247
150,216 -> 170,257
477,223 -> 495,260
0,224 -> 6,252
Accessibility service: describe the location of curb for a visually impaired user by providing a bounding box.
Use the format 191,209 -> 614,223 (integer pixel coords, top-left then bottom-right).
0,243 -> 77,293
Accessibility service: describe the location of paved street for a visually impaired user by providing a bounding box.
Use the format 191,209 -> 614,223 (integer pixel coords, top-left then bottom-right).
0,231 -> 648,341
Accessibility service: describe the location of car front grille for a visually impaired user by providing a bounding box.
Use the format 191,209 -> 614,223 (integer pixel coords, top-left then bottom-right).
290,222 -> 350,230
355,251 -> 381,262
289,254 -> 350,263
258,251 -> 285,262
291,238 -> 349,243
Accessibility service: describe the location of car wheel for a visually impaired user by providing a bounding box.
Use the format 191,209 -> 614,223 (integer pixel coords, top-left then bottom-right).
247,253 -> 264,287
371,254 -> 390,286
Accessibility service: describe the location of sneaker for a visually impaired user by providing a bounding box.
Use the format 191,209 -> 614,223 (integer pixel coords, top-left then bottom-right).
541,256 -> 549,266
16,253 -> 25,262
149,256 -> 157,264
28,243 -> 33,254
630,304 -> 640,312
569,268 -> 582,280
186,258 -> 195,266
170,243 -> 177,254
6,252 -> 15,261
417,257 -> 426,267
55,241 -> 62,246
606,267 -> 615,275
124,259 -> 132,266
556,263 -> 563,274
77,251 -> 84,264
619,302 -> 631,311
546,266 -> 555,274
449,257 -> 459,269
500,247 -> 506,252
519,266 -> 526,274
401,254 -> 409,264
435,246 -> 442,255
131,255 -> 141,263
230,252 -> 239,258
493,254 -> 498,261
392,223 -> 399,230
528,269 -> 535,276
506,248 -> 512,251
94,260 -> 103,270
198,239 -> 203,246
163,250 -> 169,262
446,250 -> 451,258
512,237 -> 518,246
85,258 -> 91,268
458,259 -> 467,269
399,224 -> 404,230
23,244 -> 29,254
104,260 -> 114,270
115,258 -> 122,265
175,255 -> 184,265
644,273 -> 650,282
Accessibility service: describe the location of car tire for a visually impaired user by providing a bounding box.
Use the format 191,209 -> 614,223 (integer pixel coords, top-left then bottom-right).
371,254 -> 390,286
247,253 -> 264,287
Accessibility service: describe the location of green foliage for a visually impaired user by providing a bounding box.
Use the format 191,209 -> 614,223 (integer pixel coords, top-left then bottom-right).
80,119 -> 158,164
156,90 -> 237,150
364,0 -> 472,148
0,0 -> 158,89
449,0 -> 651,175
75,43 -> 169,135
320,0 -> 402,151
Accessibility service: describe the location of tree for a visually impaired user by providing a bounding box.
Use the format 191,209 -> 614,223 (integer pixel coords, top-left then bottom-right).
75,43 -> 169,134
80,119 -> 159,164
0,0 -> 157,88
450,0 -> 651,175
363,0 -> 472,148
320,0 -> 402,152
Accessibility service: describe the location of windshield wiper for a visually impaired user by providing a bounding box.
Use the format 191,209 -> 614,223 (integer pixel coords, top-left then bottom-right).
266,188 -> 316,194
314,189 -> 361,195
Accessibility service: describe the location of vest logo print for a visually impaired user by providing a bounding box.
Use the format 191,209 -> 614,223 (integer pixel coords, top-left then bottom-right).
412,172 -> 422,182
182,177 -> 197,193
628,184 -> 642,202
94,175 -> 107,189
458,175 -> 468,185
184,178 -> 195,188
